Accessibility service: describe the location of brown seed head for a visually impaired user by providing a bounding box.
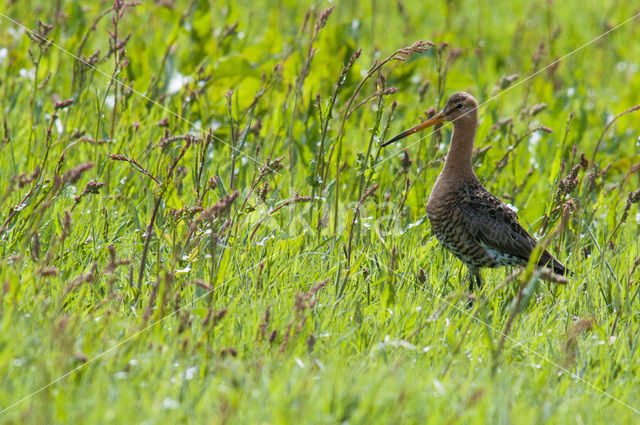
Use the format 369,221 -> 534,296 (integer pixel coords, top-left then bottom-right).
315,6 -> 335,33
63,163 -> 95,184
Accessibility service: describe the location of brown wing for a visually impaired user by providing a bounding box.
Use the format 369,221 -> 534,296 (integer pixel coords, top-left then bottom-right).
459,185 -> 538,262
459,184 -> 568,274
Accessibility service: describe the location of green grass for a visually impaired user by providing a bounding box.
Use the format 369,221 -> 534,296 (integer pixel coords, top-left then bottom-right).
1,0 -> 640,423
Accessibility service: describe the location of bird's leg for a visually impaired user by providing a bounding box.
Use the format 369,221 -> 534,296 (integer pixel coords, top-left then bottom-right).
467,267 -> 476,292
464,266 -> 481,309
466,267 -> 483,292
473,269 -> 484,291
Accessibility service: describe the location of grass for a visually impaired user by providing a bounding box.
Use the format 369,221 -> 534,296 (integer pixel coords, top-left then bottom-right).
1,0 -> 640,423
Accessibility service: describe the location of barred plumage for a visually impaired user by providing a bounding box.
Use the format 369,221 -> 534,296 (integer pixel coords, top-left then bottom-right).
383,92 -> 569,291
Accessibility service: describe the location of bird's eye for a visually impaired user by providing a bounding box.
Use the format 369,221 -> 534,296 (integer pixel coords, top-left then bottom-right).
456,104 -> 463,109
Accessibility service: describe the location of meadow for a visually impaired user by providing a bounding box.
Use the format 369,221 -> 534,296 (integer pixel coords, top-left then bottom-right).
1,0 -> 640,423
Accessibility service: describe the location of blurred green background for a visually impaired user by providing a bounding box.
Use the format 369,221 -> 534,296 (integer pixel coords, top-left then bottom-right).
1,1 -> 639,424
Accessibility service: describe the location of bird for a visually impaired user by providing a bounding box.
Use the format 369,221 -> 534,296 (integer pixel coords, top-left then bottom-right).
382,92 -> 569,292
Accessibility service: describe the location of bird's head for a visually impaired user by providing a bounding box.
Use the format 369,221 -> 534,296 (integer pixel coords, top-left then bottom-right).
440,92 -> 479,123
381,92 -> 479,147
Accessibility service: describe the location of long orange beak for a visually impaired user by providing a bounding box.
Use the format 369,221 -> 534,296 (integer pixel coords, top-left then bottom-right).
381,112 -> 445,147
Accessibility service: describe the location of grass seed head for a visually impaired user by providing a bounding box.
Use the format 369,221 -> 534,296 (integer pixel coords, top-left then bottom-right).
198,191 -> 239,223
555,164 -> 581,202
315,5 -> 335,33
257,181 -> 271,202
400,150 -> 413,174
28,20 -> 54,51
417,268 -> 427,284
529,103 -> 547,116
63,163 -> 94,184
38,266 -> 58,277
395,40 -> 434,60
448,47 -> 463,63
259,155 -> 285,178
54,98 -> 75,111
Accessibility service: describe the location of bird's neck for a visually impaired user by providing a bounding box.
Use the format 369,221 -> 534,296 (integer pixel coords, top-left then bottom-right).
441,120 -> 477,179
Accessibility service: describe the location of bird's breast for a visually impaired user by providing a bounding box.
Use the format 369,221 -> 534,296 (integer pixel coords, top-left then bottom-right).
426,180 -> 499,268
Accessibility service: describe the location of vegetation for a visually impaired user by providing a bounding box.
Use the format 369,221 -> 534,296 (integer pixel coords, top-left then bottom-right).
1,0 -> 639,423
